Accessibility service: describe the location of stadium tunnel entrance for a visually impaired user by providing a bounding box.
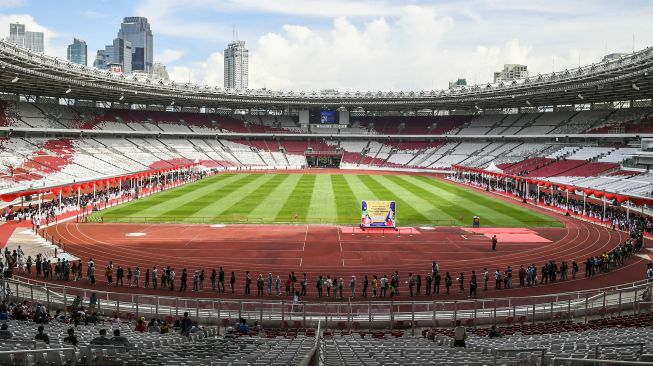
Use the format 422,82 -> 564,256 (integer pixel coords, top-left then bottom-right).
306,153 -> 342,168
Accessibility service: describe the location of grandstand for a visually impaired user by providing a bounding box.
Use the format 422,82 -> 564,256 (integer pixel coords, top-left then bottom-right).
0,30 -> 652,366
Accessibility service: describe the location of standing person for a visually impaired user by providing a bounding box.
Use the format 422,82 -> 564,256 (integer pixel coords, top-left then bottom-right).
491,235 -> 497,251
350,276 -> 357,298
458,272 -> 465,294
275,275 -> 282,296
444,272 -> 452,295
199,269 -> 205,291
126,267 -> 132,287
453,320 -> 467,347
362,275 -> 369,297
469,271 -> 477,298
285,275 -> 291,296
210,269 -> 217,291
192,271 -> 199,292
169,268 -> 176,291
316,275 -> 323,298
145,268 -> 150,288
416,274 -> 422,296
372,275 -> 378,297
495,269 -> 502,289
179,269 -> 188,292
519,265 -> 526,287
408,273 -> 415,297
219,267 -> 225,293
257,274 -> 264,296
230,272 -> 236,294
434,272 -> 441,295
245,271 -> 252,295
134,267 -> 140,288
88,262 -> 95,285
338,277 -> 344,300
380,274 -> 388,297
267,273 -> 273,295
116,266 -> 124,287
105,265 -> 113,285
483,268 -> 489,291
325,276 -> 333,297
152,266 -> 158,289
425,273 -> 432,296
301,273 -> 307,296
572,261 -> 579,279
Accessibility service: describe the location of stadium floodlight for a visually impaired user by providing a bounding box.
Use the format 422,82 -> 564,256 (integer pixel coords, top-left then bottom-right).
632,83 -> 640,91
11,76 -> 19,83
65,88 -> 71,94
578,94 -> 584,100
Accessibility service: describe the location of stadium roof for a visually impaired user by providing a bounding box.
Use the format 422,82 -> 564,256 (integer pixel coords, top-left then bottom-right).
0,40 -> 652,111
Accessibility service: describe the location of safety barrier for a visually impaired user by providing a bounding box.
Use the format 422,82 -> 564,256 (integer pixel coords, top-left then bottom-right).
4,276 -> 652,332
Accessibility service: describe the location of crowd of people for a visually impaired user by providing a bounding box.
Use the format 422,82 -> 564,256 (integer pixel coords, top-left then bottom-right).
6,223 -> 645,303
0,296 -> 203,348
0,169 -> 649,304
0,169 -> 202,229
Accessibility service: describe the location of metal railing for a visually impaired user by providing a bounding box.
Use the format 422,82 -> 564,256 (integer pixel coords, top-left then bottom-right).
551,358 -> 653,366
0,347 -> 76,366
5,276 -> 653,331
493,348 -> 546,366
297,320 -> 321,366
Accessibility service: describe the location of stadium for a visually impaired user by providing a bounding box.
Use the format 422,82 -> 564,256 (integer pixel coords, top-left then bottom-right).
0,8 -> 652,365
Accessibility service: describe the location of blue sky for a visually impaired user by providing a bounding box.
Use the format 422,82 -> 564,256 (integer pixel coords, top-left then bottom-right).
1,0 -> 652,91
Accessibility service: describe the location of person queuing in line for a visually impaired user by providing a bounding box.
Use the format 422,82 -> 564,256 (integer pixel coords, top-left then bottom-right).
17,227 -> 641,302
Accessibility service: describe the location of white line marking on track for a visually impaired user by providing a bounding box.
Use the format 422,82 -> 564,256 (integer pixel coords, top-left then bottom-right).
302,225 -> 308,251
300,258 -> 303,267
337,227 -> 343,253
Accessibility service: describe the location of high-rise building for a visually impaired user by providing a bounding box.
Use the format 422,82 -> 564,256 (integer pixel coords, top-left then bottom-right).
493,64 -> 528,83
112,38 -> 132,74
151,61 -> 169,81
224,40 -> 249,90
67,38 -> 87,65
448,78 -> 467,89
7,23 -> 44,53
93,49 -> 109,69
117,17 -> 153,73
93,38 -> 131,74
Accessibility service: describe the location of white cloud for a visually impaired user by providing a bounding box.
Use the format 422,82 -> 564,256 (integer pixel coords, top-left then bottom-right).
168,51 -> 224,86
156,48 -> 186,64
0,0 -> 25,8
78,10 -> 107,19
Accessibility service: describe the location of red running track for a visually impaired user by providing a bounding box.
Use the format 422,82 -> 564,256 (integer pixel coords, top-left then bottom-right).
43,210 -> 646,302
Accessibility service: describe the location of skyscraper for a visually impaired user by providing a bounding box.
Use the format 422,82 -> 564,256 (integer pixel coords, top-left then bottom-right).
493,64 -> 528,83
112,38 -> 132,74
224,40 -> 248,90
117,17 -> 153,73
67,38 -> 88,65
92,39 -> 131,73
7,23 -> 44,53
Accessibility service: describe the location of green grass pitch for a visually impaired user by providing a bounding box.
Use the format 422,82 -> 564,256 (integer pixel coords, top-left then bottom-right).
92,173 -> 562,227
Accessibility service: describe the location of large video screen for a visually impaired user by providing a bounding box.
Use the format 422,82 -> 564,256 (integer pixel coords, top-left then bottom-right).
309,109 -> 339,124
361,200 -> 396,228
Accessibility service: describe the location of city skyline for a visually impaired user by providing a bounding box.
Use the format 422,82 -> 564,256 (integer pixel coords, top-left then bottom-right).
0,0 -> 652,91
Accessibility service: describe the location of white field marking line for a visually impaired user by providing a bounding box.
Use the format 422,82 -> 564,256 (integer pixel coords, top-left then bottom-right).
302,225 -> 308,251
337,226 -> 343,253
